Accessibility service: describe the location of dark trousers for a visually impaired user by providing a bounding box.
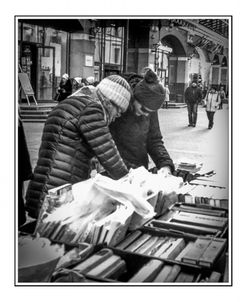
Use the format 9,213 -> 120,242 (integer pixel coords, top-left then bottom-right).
187,103 -> 198,125
206,111 -> 215,128
219,99 -> 223,109
162,101 -> 168,109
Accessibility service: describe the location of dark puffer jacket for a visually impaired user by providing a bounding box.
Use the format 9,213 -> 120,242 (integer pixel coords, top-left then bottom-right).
109,73 -> 174,172
184,86 -> 202,104
26,94 -> 128,218
109,109 -> 175,172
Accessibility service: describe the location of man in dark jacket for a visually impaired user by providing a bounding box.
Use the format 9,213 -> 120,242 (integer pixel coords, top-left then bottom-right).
109,70 -> 174,175
18,117 -> 32,228
184,81 -> 202,127
25,75 -> 132,219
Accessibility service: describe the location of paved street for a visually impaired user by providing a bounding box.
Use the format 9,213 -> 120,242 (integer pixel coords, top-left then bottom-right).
23,105 -> 230,186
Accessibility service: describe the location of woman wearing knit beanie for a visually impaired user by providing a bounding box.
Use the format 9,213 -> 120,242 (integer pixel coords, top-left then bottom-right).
25,75 -> 131,219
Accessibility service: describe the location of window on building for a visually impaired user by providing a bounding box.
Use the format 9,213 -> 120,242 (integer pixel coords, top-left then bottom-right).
114,48 -> 120,64
22,23 -> 43,43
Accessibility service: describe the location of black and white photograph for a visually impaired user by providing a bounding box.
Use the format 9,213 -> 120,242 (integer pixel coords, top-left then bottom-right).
2,0 -> 247,298
15,15 -> 232,286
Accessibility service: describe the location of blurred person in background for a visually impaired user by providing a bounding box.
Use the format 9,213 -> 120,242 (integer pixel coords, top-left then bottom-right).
55,73 -> 73,102
184,81 -> 202,127
163,84 -> 170,109
205,85 -> 221,129
218,86 -> 226,110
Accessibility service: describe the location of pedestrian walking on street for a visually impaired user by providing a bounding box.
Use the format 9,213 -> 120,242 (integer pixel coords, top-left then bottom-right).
25,75 -> 132,219
218,86 -> 226,109
109,69 -> 174,176
163,84 -> 170,109
205,86 -> 221,129
184,81 -> 202,127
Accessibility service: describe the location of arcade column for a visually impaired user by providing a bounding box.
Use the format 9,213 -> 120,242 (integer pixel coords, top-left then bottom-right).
169,56 -> 189,102
210,64 -> 221,89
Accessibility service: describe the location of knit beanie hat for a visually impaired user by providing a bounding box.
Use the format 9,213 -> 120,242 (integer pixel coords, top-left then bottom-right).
96,75 -> 131,112
144,69 -> 159,83
62,73 -> 69,80
134,70 -> 166,111
86,76 -> 95,84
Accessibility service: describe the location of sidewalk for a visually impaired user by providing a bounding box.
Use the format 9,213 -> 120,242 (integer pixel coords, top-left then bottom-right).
158,106 -> 229,186
23,106 -> 230,185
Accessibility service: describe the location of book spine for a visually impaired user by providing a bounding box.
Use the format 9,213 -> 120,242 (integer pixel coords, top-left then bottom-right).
153,265 -> 173,282
171,212 -> 227,229
207,271 -> 221,282
152,220 -> 219,235
198,238 -> 226,267
115,230 -> 142,250
135,236 -> 160,255
159,238 -> 186,260
175,271 -> 195,282
125,234 -> 152,252
73,248 -> 113,274
148,237 -> 170,256
165,265 -> 181,282
86,255 -> 122,277
182,238 -> 211,265
128,260 -> 164,282
175,241 -> 195,262
153,237 -> 175,257
101,259 -> 127,279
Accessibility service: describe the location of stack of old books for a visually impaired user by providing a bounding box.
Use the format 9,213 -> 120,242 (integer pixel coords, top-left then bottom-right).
176,161 -> 203,174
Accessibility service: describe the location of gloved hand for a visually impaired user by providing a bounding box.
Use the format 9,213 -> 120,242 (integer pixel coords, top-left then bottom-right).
157,166 -> 172,177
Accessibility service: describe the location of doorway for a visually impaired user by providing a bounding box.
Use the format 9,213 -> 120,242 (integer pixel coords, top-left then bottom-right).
20,42 -> 38,101
36,46 -> 55,101
20,43 -> 55,102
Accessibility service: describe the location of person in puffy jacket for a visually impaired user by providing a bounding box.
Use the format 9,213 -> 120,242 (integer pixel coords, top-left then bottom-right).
109,69 -> 174,176
184,81 -> 202,127
25,75 -> 132,219
205,86 -> 220,129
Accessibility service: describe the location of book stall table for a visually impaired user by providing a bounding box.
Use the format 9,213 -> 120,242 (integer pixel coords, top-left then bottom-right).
18,164 -> 229,284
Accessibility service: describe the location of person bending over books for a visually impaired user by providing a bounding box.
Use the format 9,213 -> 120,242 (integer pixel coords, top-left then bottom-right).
109,69 -> 175,177
25,75 -> 132,219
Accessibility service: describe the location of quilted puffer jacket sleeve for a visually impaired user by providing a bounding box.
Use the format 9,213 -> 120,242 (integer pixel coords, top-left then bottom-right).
147,112 -> 175,172
78,103 -> 129,180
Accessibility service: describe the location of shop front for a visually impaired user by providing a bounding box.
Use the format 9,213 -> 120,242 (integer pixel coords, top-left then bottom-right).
18,21 -> 70,102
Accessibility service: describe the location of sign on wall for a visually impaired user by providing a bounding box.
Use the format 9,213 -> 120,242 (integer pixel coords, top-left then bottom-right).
50,43 -> 61,77
85,55 -> 93,67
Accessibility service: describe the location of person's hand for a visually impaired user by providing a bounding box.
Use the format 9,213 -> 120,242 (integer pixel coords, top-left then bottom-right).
157,166 -> 172,177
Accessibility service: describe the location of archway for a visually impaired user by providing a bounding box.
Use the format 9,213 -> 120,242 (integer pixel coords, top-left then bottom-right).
160,34 -> 187,101
161,35 -> 186,56
212,54 -> 220,65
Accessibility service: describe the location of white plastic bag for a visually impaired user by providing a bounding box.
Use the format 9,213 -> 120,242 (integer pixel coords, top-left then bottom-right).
92,174 -> 155,219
